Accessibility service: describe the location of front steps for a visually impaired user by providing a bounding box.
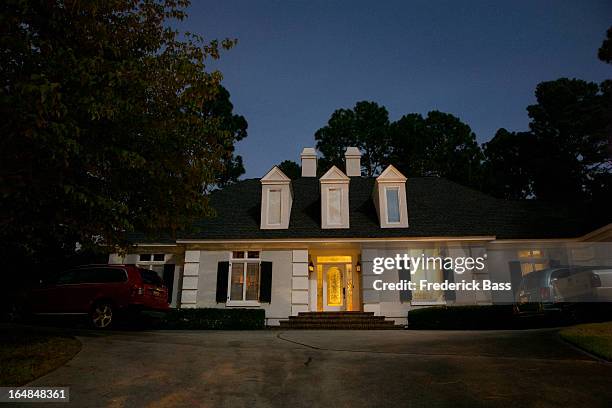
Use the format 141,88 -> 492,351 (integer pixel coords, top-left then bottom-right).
278,311 -> 404,329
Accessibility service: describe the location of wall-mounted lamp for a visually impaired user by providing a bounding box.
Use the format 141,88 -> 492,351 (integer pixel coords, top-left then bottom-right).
356,261 -> 361,273
308,261 -> 314,273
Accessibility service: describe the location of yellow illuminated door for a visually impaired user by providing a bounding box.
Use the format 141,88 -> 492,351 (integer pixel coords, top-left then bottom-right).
323,264 -> 345,311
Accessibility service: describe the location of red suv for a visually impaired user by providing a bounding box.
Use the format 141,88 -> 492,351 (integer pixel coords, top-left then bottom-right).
29,265 -> 169,328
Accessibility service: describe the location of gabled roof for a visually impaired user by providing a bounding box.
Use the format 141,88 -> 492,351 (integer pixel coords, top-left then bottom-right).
320,165 -> 349,183
151,177 -> 594,241
377,165 -> 407,182
260,166 -> 291,184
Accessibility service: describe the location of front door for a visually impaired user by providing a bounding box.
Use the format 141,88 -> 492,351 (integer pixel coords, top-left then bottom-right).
323,264 -> 345,311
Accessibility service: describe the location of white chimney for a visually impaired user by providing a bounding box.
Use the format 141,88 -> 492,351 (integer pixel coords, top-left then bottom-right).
344,147 -> 361,177
300,147 -> 317,177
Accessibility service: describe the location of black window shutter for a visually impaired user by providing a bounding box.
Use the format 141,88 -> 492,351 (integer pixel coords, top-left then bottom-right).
443,267 -> 456,301
163,264 -> 175,303
216,261 -> 229,303
399,266 -> 412,302
259,261 -> 273,303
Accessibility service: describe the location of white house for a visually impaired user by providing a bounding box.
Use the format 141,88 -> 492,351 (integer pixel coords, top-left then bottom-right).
109,147 -> 612,326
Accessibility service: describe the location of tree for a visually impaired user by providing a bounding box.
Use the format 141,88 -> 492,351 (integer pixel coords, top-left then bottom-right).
0,1 -> 242,270
209,86 -> 247,188
482,129 -> 535,199
315,101 -> 391,176
598,26 -> 612,64
526,78 -> 611,202
389,111 -> 483,188
277,160 -> 301,180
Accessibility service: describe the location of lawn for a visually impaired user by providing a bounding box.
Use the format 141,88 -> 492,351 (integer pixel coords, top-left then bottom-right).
559,322 -> 612,361
0,331 -> 82,386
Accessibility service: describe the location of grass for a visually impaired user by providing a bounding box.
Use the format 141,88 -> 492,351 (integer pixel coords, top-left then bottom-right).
0,331 -> 82,386
559,322 -> 612,361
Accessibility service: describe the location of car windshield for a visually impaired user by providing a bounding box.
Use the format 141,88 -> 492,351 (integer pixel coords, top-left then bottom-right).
139,269 -> 163,286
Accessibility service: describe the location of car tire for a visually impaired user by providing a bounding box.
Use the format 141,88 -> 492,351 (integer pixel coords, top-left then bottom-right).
90,302 -> 114,329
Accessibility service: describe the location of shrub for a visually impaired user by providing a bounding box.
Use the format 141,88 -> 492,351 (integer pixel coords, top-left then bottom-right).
158,308 -> 265,330
408,305 -> 518,330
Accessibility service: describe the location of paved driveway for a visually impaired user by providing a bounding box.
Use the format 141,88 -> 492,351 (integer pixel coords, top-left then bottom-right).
23,328 -> 612,407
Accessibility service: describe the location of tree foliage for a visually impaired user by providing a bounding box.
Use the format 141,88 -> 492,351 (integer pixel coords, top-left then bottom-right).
389,111 -> 483,188
277,160 -> 301,180
315,101 -> 391,176
0,0 -> 244,264
482,129 -> 535,199
315,103 -> 482,187
526,78 -> 611,202
598,26 -> 612,64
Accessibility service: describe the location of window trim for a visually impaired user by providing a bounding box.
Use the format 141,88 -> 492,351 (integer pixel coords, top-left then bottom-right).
227,250 -> 262,306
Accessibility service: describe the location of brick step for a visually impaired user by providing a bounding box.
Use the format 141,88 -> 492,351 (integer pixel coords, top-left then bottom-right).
278,323 -> 403,330
283,318 -> 394,325
297,312 -> 375,318
291,314 -> 385,321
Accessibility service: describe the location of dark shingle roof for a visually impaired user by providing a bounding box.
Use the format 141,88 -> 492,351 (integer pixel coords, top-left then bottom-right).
170,177 -> 589,241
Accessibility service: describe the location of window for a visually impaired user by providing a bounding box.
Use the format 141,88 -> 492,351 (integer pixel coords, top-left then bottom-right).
267,189 -> 282,225
517,249 -> 547,276
411,249 -> 445,304
139,268 -> 164,285
139,253 -> 164,262
56,268 -> 127,284
56,269 -> 80,285
137,253 -> 166,279
229,251 -> 261,302
328,188 -> 342,225
79,267 -> 127,283
385,187 -> 401,223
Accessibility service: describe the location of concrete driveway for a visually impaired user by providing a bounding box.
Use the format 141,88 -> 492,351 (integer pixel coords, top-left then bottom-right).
23,328 -> 612,408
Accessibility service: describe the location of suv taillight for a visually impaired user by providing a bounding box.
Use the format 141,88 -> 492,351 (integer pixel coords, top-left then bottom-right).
131,285 -> 144,296
539,287 -> 550,301
591,274 -> 602,288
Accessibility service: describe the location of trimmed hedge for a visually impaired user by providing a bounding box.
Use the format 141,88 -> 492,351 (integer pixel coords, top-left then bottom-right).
408,305 -> 517,330
408,304 -> 612,330
151,308 -> 265,330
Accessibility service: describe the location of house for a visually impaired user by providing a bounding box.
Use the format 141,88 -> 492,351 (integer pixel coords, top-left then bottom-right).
109,147 -> 612,326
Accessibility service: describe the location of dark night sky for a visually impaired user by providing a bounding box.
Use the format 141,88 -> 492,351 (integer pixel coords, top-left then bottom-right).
178,0 -> 611,178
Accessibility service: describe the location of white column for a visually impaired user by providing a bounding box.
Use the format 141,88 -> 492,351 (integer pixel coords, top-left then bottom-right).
291,250 -> 309,315
180,250 -> 200,308
361,248 -> 381,315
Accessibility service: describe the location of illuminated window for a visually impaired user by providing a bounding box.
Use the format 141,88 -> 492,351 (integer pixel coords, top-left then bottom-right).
517,249 -> 546,276
229,251 -> 261,302
518,249 -> 542,258
411,249 -> 445,304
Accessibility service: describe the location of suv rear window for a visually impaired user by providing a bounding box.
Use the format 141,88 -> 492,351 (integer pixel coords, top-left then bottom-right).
139,269 -> 163,286
80,267 -> 127,283
56,267 -> 127,284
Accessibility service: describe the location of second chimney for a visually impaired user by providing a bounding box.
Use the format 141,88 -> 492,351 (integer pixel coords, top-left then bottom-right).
300,147 -> 317,177
345,147 -> 361,177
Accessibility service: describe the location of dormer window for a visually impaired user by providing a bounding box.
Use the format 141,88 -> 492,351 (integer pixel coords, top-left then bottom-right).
320,165 -> 350,229
374,165 -> 409,228
267,189 -> 282,225
260,166 -> 292,229
385,187 -> 401,223
327,188 -> 342,225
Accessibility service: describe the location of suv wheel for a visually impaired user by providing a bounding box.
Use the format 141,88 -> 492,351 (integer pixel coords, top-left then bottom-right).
90,302 -> 114,329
